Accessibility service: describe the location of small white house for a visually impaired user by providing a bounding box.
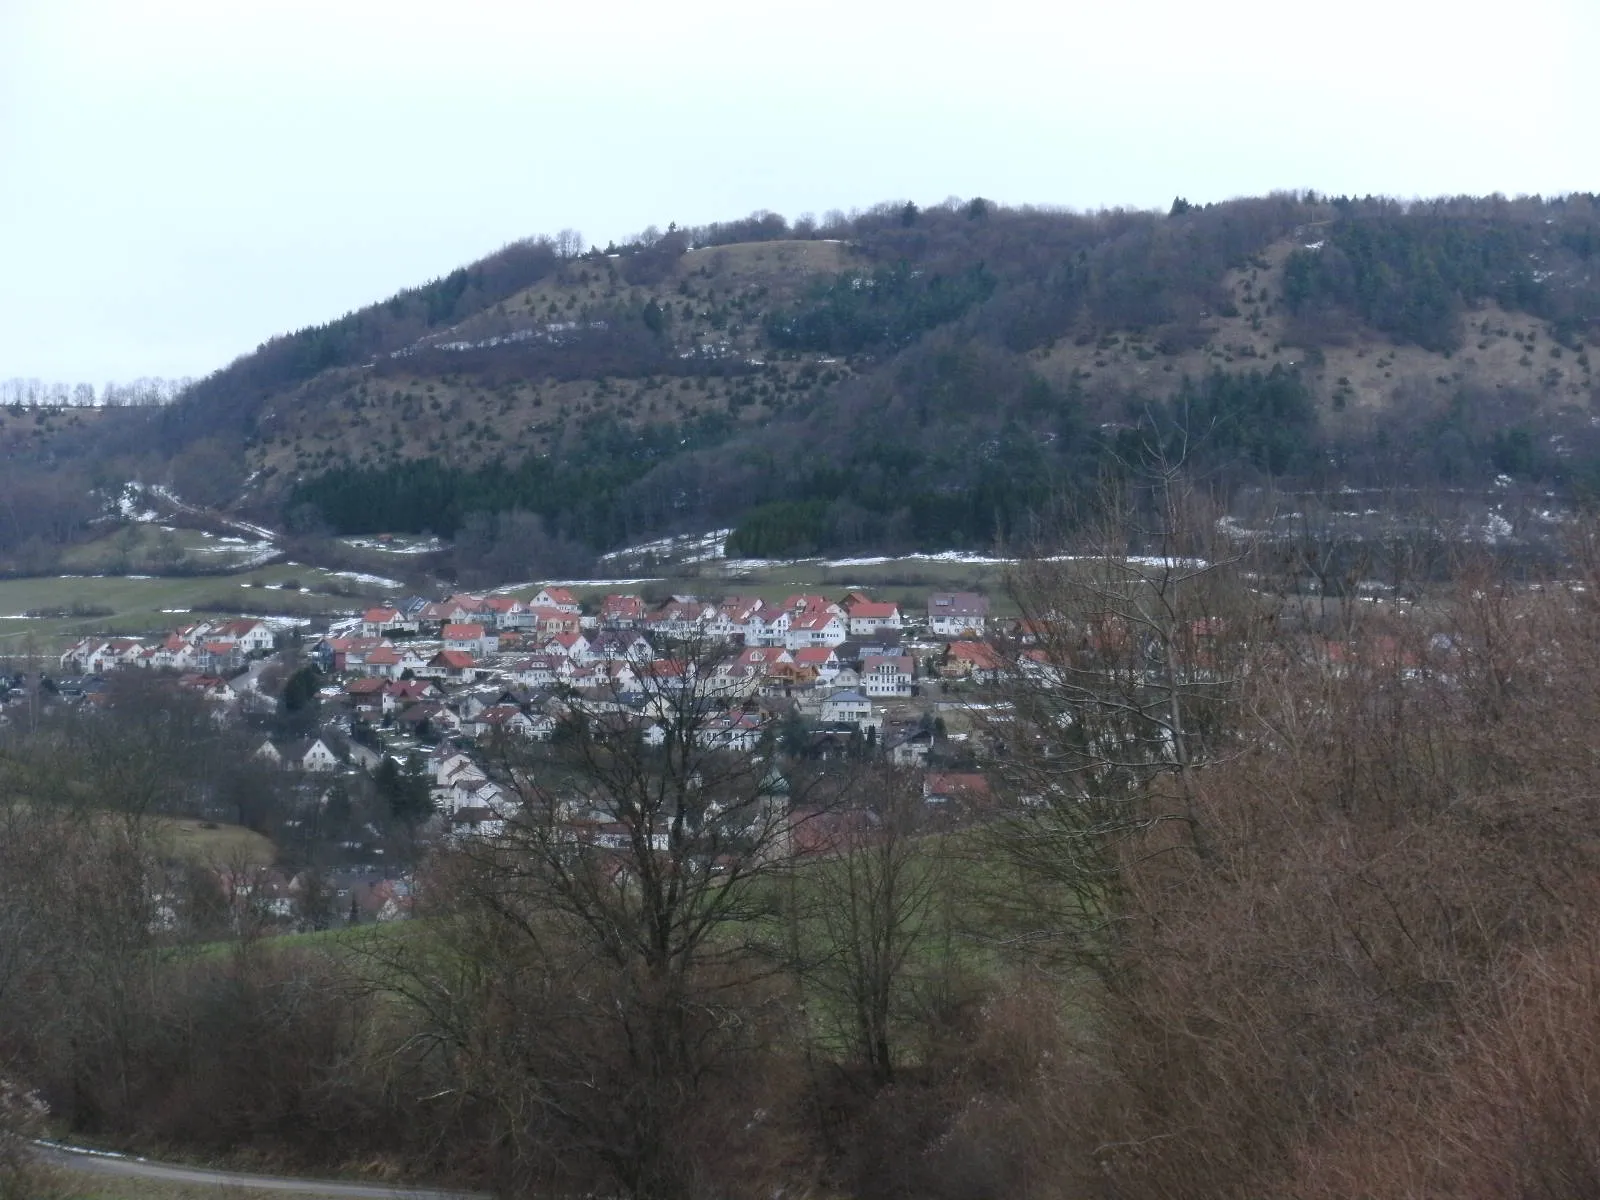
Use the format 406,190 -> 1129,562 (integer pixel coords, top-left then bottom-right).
821,690 -> 875,726
443,623 -> 499,658
846,600 -> 903,637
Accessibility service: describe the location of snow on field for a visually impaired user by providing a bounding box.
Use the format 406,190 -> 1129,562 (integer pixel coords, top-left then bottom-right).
340,536 -> 444,555
822,550 -> 1015,567
191,536 -> 278,567
330,570 -> 405,589
601,529 -> 733,564
494,577 -> 666,592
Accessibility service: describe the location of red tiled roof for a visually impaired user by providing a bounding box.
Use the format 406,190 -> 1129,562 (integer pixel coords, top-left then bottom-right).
847,600 -> 899,618
947,640 -> 1002,669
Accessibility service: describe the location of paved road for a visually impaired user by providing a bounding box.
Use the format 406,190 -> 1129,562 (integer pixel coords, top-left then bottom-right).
36,1141 -> 489,1199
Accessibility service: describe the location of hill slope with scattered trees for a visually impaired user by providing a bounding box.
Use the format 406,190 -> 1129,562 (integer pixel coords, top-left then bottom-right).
7,192 -> 1600,575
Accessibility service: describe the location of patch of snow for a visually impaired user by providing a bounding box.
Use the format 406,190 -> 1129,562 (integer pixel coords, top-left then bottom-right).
1481,513 -> 1514,542
329,570 -> 405,589
340,536 -> 444,555
496,577 -> 666,591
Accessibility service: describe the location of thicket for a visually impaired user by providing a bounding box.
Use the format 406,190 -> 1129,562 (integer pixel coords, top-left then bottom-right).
12,503 -> 1600,1197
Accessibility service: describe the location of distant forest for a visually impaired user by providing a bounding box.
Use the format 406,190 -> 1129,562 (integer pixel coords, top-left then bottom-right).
7,192 -> 1600,571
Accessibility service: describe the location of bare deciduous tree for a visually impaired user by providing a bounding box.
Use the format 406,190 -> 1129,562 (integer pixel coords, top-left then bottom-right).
376,637 -> 841,1199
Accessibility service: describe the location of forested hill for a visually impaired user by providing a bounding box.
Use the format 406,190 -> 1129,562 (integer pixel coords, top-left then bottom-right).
14,193 -> 1600,568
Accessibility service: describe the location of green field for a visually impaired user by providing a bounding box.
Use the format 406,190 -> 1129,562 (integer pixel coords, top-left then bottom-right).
0,564 -> 392,653
155,818 -> 277,870
55,525 -> 275,574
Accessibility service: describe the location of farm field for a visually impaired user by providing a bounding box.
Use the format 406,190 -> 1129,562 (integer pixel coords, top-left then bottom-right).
155,818 -> 277,869
0,565 -> 393,652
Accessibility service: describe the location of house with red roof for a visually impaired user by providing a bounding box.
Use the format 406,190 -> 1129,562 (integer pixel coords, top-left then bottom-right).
361,645 -> 404,679
428,650 -> 478,682
543,631 -> 593,661
481,595 -> 534,630
361,607 -> 418,637
923,772 -> 993,810
940,639 -> 1004,682
527,606 -> 582,636
443,623 -> 498,657
210,619 -> 277,655
845,598 -> 902,637
509,654 -> 570,688
785,610 -> 848,650
792,647 -> 841,682
599,593 -> 646,627
646,599 -> 717,639
531,586 -> 581,614
385,678 -> 439,706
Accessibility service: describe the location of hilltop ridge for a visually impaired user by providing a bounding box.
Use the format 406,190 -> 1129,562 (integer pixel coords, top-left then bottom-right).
5,192 -> 1599,577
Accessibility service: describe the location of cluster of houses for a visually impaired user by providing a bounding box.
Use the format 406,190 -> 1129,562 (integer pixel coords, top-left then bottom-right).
38,585 -> 1012,860
301,586 -> 1003,831
60,618 -> 278,678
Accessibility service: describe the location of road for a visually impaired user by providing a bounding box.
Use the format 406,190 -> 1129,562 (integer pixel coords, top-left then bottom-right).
36,1142 -> 489,1199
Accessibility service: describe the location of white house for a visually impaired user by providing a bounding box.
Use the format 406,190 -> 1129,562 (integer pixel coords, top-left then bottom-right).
861,655 -> 914,698
785,612 -> 848,651
482,596 -> 534,630
543,631 -> 593,661
695,711 -> 766,753
509,654 -> 566,688
210,620 -> 277,655
927,593 -> 990,637
846,599 -> 903,637
531,587 -> 582,614
260,737 -> 342,772
361,607 -> 418,638
443,623 -> 499,658
821,690 -> 875,726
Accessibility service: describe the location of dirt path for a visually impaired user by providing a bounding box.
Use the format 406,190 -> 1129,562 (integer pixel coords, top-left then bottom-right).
37,1142 -> 488,1199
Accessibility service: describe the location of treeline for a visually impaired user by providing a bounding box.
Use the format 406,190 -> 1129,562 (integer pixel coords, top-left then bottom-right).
1284,195 -> 1600,350
285,412 -> 739,545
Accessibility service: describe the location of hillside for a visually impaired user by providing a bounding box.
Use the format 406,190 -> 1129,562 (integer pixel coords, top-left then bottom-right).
7,193 -> 1600,575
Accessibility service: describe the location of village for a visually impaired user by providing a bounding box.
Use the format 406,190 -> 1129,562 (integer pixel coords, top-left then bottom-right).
20,585 -> 1033,921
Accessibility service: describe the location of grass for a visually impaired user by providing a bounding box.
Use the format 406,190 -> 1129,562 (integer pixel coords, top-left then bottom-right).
154,818 -> 277,869
0,565 -> 391,653
55,525 -> 273,574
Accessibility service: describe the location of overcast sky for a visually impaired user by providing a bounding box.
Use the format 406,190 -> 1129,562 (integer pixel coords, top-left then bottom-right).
2,0 -> 1595,384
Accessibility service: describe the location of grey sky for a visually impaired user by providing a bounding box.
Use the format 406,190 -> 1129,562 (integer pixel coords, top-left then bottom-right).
2,0 -> 1595,384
